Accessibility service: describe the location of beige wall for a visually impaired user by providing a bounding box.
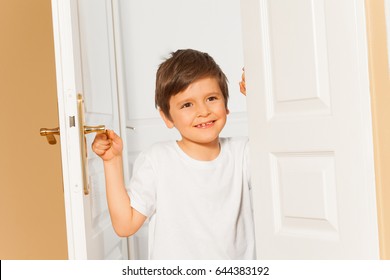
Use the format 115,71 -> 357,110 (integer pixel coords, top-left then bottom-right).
366,0 -> 390,260
0,0 -> 68,259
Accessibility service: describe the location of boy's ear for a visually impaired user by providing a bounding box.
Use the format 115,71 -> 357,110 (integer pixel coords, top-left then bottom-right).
159,110 -> 175,129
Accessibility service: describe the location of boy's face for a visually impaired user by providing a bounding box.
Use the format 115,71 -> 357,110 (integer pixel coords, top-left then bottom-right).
160,77 -> 229,146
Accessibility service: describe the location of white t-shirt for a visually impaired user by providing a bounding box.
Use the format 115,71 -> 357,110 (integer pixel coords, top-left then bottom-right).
128,137 -> 256,260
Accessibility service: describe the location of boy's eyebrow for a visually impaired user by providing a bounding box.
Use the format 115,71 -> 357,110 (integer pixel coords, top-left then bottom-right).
203,91 -> 224,99
208,91 -> 223,96
173,89 -> 223,104
176,92 -> 220,103
172,96 -> 192,106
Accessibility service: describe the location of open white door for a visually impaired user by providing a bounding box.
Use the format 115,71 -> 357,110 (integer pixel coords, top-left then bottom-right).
241,0 -> 380,259
51,0 -> 128,259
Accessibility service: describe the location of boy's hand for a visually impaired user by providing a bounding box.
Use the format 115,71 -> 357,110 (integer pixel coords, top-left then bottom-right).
92,129 -> 123,161
239,68 -> 246,96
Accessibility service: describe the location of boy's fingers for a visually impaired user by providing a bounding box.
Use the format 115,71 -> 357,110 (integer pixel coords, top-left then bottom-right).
107,129 -> 122,143
92,133 -> 110,150
93,136 -> 109,145
239,81 -> 246,96
93,148 -> 106,156
95,132 -> 108,141
239,67 -> 246,95
106,129 -> 117,139
93,142 -> 111,149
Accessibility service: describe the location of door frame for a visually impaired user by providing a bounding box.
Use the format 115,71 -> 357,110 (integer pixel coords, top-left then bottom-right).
365,0 -> 390,259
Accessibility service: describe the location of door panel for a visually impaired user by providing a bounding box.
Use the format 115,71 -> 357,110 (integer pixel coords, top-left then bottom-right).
366,0 -> 390,259
78,0 -> 127,259
51,0 -> 127,259
267,0 -> 330,116
241,0 -> 380,259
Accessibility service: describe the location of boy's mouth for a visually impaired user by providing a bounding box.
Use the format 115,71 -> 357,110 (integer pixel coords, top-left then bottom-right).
194,120 -> 215,128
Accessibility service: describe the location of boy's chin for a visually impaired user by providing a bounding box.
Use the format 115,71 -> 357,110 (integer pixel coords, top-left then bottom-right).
180,136 -> 221,146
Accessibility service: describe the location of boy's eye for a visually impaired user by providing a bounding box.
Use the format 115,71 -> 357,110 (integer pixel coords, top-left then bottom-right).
181,102 -> 192,109
207,96 -> 218,102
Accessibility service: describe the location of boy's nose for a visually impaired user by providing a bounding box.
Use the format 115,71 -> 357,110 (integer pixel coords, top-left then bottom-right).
197,103 -> 210,117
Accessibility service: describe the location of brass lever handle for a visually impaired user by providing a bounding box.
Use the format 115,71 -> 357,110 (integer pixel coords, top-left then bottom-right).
84,125 -> 106,135
40,124 -> 105,145
40,127 -> 60,145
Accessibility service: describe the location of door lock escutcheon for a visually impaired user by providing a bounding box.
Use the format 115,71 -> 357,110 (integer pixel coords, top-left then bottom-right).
40,94 -> 106,195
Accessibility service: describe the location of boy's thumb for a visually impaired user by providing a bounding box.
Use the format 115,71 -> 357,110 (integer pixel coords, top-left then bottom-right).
107,129 -> 119,140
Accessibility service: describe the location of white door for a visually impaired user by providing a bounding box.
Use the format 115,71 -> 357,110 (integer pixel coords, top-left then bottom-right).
241,0 -> 380,259
51,0 -> 128,259
52,0 -> 246,259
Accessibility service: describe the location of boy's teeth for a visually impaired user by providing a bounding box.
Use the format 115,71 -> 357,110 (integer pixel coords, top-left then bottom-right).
197,121 -> 213,128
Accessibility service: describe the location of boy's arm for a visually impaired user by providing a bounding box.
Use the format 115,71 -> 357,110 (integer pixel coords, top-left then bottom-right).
103,156 -> 147,237
93,130 -> 146,237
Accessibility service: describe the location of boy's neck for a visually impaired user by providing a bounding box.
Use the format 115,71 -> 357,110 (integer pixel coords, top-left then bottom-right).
177,138 -> 221,161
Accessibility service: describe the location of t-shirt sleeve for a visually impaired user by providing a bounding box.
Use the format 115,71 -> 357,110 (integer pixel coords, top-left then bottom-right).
128,152 -> 156,218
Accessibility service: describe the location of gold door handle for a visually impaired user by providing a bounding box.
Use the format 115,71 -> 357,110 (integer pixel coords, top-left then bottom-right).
40,127 -> 60,145
84,125 -> 106,135
40,125 -> 105,145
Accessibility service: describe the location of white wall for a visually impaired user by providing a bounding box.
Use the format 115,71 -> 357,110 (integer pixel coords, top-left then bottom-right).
117,0 -> 247,133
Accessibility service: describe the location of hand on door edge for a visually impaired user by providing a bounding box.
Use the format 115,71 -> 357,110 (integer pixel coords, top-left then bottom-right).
239,67 -> 246,96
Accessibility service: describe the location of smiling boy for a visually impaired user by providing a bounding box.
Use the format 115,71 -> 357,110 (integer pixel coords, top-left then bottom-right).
92,49 -> 255,259
158,76 -> 228,161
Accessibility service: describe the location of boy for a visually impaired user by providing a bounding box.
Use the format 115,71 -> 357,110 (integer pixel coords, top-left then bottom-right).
92,49 -> 255,259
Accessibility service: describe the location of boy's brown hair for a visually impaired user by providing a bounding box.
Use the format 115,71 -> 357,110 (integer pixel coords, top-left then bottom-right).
155,49 -> 229,120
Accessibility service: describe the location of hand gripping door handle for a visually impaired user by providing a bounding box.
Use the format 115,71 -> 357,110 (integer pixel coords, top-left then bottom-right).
39,94 -> 106,195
